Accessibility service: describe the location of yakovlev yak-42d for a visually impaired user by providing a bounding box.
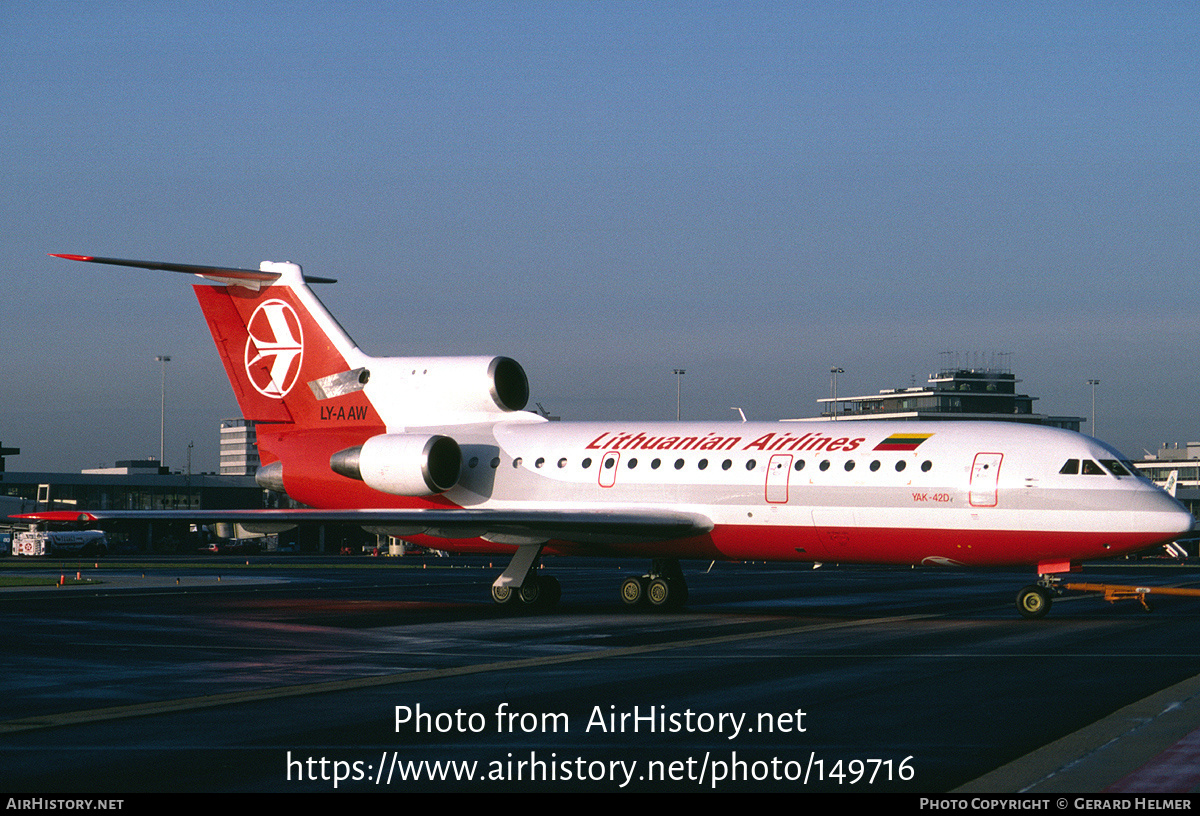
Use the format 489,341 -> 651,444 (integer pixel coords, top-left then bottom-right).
21,254 -> 1194,618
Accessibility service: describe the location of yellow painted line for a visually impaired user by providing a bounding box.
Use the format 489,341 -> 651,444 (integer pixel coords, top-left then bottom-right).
0,613 -> 927,734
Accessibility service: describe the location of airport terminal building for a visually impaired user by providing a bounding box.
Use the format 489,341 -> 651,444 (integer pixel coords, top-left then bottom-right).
0,458 -> 380,554
0,459 -> 265,552
809,367 -> 1085,430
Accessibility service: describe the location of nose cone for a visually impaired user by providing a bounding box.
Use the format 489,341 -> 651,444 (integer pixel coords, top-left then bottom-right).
1154,489 -> 1195,538
1169,503 -> 1195,537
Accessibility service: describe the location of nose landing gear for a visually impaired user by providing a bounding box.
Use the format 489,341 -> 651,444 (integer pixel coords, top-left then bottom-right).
1015,572 -> 1200,618
621,558 -> 689,610
1016,583 -> 1054,619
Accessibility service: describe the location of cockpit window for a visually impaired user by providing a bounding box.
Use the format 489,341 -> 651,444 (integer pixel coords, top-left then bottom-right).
1062,458 -> 1131,477
1121,460 -> 1150,481
1099,459 -> 1130,477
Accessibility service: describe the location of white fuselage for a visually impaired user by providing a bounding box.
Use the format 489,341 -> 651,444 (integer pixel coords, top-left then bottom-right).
383,416 -> 1192,568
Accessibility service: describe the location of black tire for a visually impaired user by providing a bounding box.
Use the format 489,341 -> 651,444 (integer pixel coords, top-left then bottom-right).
647,577 -> 672,607
620,576 -> 644,606
518,578 -> 542,605
491,584 -> 514,605
1016,585 -> 1051,619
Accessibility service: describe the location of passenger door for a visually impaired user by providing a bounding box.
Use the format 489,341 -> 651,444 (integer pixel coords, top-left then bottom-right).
765,454 -> 792,503
969,452 -> 1003,507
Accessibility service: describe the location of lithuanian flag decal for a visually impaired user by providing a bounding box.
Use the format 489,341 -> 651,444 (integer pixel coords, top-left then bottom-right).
873,433 -> 934,451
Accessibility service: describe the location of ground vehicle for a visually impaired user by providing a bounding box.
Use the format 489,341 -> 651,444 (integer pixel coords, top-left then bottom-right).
12,530 -> 108,557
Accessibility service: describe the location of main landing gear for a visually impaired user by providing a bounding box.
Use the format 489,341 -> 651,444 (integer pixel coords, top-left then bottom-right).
489,549 -> 691,611
491,544 -> 560,610
491,573 -> 561,609
620,558 -> 689,610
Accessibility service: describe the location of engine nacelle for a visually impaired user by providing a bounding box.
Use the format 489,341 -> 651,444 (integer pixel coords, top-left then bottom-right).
360,355 -> 530,425
330,433 -> 462,496
255,461 -> 285,493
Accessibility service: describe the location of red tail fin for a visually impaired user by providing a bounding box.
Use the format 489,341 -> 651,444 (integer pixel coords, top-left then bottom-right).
192,273 -> 382,432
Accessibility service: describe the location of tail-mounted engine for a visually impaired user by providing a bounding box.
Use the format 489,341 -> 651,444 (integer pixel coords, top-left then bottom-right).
330,433 -> 462,496
359,355 -> 530,425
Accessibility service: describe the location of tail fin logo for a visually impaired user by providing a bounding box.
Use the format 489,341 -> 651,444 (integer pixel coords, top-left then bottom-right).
244,299 -> 304,398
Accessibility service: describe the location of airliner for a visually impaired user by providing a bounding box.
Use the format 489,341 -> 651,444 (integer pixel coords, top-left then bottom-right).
20,254 -> 1194,619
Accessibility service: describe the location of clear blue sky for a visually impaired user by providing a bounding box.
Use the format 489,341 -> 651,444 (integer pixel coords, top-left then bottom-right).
3,1 -> 1198,472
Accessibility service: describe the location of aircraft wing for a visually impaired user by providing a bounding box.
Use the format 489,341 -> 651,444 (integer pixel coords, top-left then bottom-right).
9,508 -> 713,547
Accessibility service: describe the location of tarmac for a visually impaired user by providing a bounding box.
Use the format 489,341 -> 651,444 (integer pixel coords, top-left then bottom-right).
3,564 -> 1199,793
956,671 -> 1200,793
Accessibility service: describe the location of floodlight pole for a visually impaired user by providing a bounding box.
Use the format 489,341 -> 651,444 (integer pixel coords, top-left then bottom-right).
156,355 -> 172,467
673,369 -> 686,422
1087,379 -> 1100,437
830,367 -> 844,420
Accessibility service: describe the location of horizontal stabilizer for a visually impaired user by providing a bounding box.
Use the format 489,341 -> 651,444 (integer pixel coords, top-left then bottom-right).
50,254 -> 337,285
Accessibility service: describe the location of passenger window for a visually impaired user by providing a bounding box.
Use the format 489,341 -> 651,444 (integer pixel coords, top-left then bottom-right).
698,459 -> 708,470
490,457 -> 500,468
722,459 -> 733,470
746,459 -> 757,470
468,457 -> 479,468
921,461 -> 932,472
869,460 -> 881,472
628,458 -> 638,469
844,461 -> 855,472
582,458 -> 592,469
557,458 -> 567,468
513,457 -> 523,468
794,459 -> 805,471
896,461 -> 906,472
651,459 -> 661,469
535,457 -> 545,468
1059,459 -> 1079,475
819,460 -> 830,471
674,459 -> 685,470
1081,460 -> 1105,475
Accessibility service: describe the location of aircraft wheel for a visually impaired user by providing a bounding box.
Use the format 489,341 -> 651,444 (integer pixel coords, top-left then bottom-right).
621,576 -> 645,606
647,577 -> 672,607
1016,585 -> 1051,619
491,584 -> 515,605
518,577 -> 542,606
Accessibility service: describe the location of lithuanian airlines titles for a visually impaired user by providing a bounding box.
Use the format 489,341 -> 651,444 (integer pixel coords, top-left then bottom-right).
22,254 -> 1194,619
583,430 -> 868,453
